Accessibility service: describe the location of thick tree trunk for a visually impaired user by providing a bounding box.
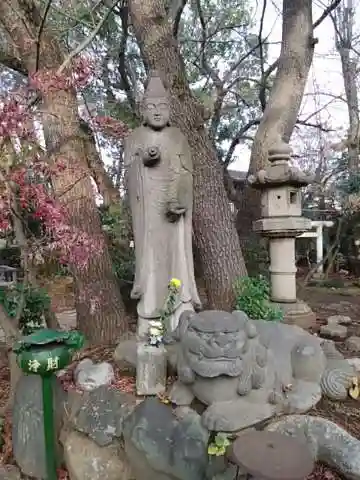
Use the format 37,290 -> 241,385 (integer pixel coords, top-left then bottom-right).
128,0 -> 247,309
237,0 -> 315,242
79,120 -> 122,205
0,0 -> 127,344
334,1 -> 359,172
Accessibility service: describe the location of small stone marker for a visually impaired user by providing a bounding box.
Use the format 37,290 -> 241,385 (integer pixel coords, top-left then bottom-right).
228,430 -> 314,480
320,315 -> 352,339
136,342 -> 166,396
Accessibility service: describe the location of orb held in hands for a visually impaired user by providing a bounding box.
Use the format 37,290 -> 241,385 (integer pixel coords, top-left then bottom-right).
13,329 -> 85,480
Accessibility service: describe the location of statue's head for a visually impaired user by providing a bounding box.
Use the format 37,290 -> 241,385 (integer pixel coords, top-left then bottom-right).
142,70 -> 170,130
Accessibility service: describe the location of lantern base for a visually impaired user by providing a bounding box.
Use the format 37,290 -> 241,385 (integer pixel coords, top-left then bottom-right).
270,300 -> 316,330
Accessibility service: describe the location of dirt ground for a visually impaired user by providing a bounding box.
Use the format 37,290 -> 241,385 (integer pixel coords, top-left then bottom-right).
1,280 -> 360,478
299,284 -> 360,440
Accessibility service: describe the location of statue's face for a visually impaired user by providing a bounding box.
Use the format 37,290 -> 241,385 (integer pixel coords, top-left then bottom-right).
143,98 -> 170,129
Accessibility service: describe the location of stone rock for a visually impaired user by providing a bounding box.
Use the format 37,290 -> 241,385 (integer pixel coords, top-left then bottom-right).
114,337 -> 179,374
136,342 -> 167,395
327,315 -> 352,325
123,398 -> 209,480
68,385 -> 136,447
12,375 -> 66,479
63,430 -> 133,480
346,336 -> 360,352
267,415 -> 360,480
113,337 -> 137,372
0,465 -> 21,479
347,357 -> 360,372
320,324 -> 348,339
75,359 -> 115,391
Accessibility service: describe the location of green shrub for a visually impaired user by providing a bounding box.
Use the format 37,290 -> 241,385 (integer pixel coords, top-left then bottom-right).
0,283 -> 51,335
234,276 -> 283,321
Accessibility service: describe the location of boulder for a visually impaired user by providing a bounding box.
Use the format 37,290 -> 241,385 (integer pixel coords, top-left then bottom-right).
75,359 -> 115,391
63,430 -> 133,480
67,386 -> 136,447
123,398 -> 210,480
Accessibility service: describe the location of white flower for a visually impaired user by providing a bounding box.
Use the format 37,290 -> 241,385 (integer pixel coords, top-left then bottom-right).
149,326 -> 162,336
149,320 -> 163,328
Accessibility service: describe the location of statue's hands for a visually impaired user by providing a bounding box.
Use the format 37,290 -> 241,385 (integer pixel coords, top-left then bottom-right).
166,201 -> 186,222
143,146 -> 160,167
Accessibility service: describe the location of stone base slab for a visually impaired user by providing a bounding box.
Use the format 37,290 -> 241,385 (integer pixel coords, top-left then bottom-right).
270,300 -> 316,330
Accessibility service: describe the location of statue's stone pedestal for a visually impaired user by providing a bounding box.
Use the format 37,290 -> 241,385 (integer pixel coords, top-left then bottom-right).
271,300 -> 316,330
136,342 -> 167,396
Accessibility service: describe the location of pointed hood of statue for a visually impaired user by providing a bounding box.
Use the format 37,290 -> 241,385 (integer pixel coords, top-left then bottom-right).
143,70 -> 169,101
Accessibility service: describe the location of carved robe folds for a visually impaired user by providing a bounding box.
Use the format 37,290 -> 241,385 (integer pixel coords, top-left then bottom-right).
125,126 -> 201,325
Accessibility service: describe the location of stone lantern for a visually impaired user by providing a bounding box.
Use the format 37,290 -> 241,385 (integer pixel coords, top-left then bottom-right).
248,140 -> 316,329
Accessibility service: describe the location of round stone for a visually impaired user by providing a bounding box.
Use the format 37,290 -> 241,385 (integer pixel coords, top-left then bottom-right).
228,430 -> 314,480
320,324 -> 348,339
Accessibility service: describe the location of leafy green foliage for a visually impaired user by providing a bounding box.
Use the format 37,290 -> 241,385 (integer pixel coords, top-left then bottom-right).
0,284 -> 51,335
207,433 -> 231,456
178,0 -> 265,160
234,276 -> 283,321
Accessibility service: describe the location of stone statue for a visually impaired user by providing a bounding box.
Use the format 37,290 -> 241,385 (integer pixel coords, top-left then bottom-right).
124,70 -> 201,334
167,310 -> 326,432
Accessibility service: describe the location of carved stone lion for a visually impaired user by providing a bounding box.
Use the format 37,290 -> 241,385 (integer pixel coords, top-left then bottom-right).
168,310 -> 326,432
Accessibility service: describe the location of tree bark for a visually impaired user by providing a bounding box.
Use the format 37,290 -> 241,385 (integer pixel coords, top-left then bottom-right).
128,0 -> 247,309
79,120 -> 122,205
237,0 -> 315,241
333,1 -> 359,172
0,0 -> 128,344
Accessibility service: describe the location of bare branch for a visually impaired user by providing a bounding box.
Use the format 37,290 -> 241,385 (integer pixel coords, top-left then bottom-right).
313,0 -> 342,29
58,0 -> 122,74
35,0 -> 53,72
224,119 -> 260,167
257,0 -> 267,111
194,0 -> 222,87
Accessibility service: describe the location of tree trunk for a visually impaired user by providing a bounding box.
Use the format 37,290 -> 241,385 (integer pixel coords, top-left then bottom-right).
128,0 -> 247,309
0,0 -> 127,344
79,120 -> 122,205
237,0 -> 315,243
334,1 -> 359,172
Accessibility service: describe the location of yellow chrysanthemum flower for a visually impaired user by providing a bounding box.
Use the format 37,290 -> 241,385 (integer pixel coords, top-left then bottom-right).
169,278 -> 182,289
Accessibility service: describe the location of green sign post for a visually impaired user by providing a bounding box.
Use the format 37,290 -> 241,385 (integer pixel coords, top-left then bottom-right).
13,329 -> 84,480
